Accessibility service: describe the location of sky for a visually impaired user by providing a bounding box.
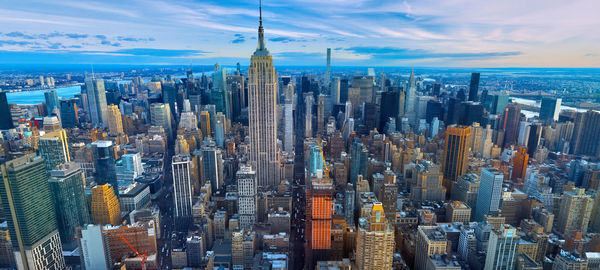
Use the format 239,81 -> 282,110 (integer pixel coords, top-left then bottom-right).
0,0 -> 599,67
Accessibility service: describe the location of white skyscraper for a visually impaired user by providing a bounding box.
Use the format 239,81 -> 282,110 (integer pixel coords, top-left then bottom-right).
247,3 -> 280,187
172,155 -> 193,223
475,167 -> 504,221
305,95 -> 313,138
404,70 -> 417,124
84,77 -> 109,128
237,165 -> 257,230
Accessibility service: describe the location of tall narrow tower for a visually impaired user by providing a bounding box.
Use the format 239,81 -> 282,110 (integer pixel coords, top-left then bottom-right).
248,2 -> 280,187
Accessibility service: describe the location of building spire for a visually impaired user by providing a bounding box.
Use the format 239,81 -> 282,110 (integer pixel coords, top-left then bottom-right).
257,0 -> 265,51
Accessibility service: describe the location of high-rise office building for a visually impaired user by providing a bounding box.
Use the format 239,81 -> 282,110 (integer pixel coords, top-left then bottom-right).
48,163 -> 89,246
539,97 -> 562,124
410,160 -> 446,202
84,77 -> 109,128
415,225 -> 448,270
0,154 -> 65,270
325,48 -> 331,87
484,225 -> 520,270
199,110 -> 211,138
571,111 -> 600,158
405,70 -> 417,124
0,91 -> 14,130
306,177 -> 333,269
442,125 -> 471,193
91,140 -> 118,194
77,224 -> 110,270
511,146 -> 529,185
502,104 -> 522,148
202,143 -> 223,191
484,94 -> 509,115
150,103 -> 173,140
475,167 -> 504,221
106,104 -> 124,136
172,155 -> 193,226
468,72 -> 480,102
237,166 -> 257,230
317,95 -> 326,135
161,81 -> 177,119
305,94 -> 314,138
59,98 -> 79,128
38,125 -> 70,171
355,203 -> 394,270
90,184 -> 121,225
557,188 -> 593,236
527,123 -> 542,156
331,77 -> 341,105
247,5 -> 280,187
44,90 -> 59,115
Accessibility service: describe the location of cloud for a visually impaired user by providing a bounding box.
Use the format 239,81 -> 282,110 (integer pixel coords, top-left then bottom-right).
5,31 -> 36,39
106,48 -> 208,57
344,46 -> 522,60
95,35 -> 107,40
47,42 -> 63,49
269,37 -> 307,43
65,33 -> 88,39
0,40 -> 39,46
100,40 -> 121,47
231,34 -> 245,44
117,36 -> 155,42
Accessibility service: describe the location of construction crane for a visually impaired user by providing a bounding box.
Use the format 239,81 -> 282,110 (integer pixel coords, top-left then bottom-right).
316,136 -> 330,179
118,233 -> 148,270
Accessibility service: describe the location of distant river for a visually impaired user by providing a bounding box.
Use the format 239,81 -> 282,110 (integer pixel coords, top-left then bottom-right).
6,85 -> 81,105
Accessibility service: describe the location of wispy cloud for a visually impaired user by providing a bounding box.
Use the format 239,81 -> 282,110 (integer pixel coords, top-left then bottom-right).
345,46 -> 522,60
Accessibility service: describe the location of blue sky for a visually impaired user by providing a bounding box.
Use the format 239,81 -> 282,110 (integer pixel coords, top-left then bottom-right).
0,0 -> 598,67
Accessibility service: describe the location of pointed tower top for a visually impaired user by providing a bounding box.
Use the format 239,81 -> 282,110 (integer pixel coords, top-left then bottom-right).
255,0 -> 268,55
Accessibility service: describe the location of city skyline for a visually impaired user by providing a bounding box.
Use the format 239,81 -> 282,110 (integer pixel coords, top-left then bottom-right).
0,0 -> 598,67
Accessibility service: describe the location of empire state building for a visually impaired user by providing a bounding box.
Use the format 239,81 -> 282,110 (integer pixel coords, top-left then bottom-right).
248,3 -> 280,187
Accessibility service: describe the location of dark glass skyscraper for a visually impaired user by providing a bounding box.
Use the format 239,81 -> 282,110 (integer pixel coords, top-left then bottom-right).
502,104 -> 521,148
91,140 -> 118,195
44,90 -> 59,115
59,98 -> 79,128
0,92 -> 14,130
0,154 -> 65,269
468,72 -> 480,102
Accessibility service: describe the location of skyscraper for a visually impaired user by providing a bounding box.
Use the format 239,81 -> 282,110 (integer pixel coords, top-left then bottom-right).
539,97 -> 562,124
468,72 -> 480,102
150,103 -> 173,140
355,203 -> 395,270
199,110 -> 211,138
484,225 -> 520,270
571,110 -> 600,158
475,167 -> 504,221
38,124 -> 70,171
84,77 -> 109,128
325,48 -> 331,87
0,91 -> 14,130
0,154 -> 65,270
405,70 -> 417,124
44,90 -> 59,115
48,162 -> 89,246
106,104 -> 124,136
91,140 -> 118,194
172,155 -> 193,226
202,143 -> 223,191
557,188 -> 593,236
237,165 -> 257,230
511,146 -> 529,185
247,4 -> 280,187
306,177 -> 333,269
442,125 -> 471,194
90,184 -> 121,225
59,98 -> 79,128
410,160 -> 446,202
502,104 -> 522,148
